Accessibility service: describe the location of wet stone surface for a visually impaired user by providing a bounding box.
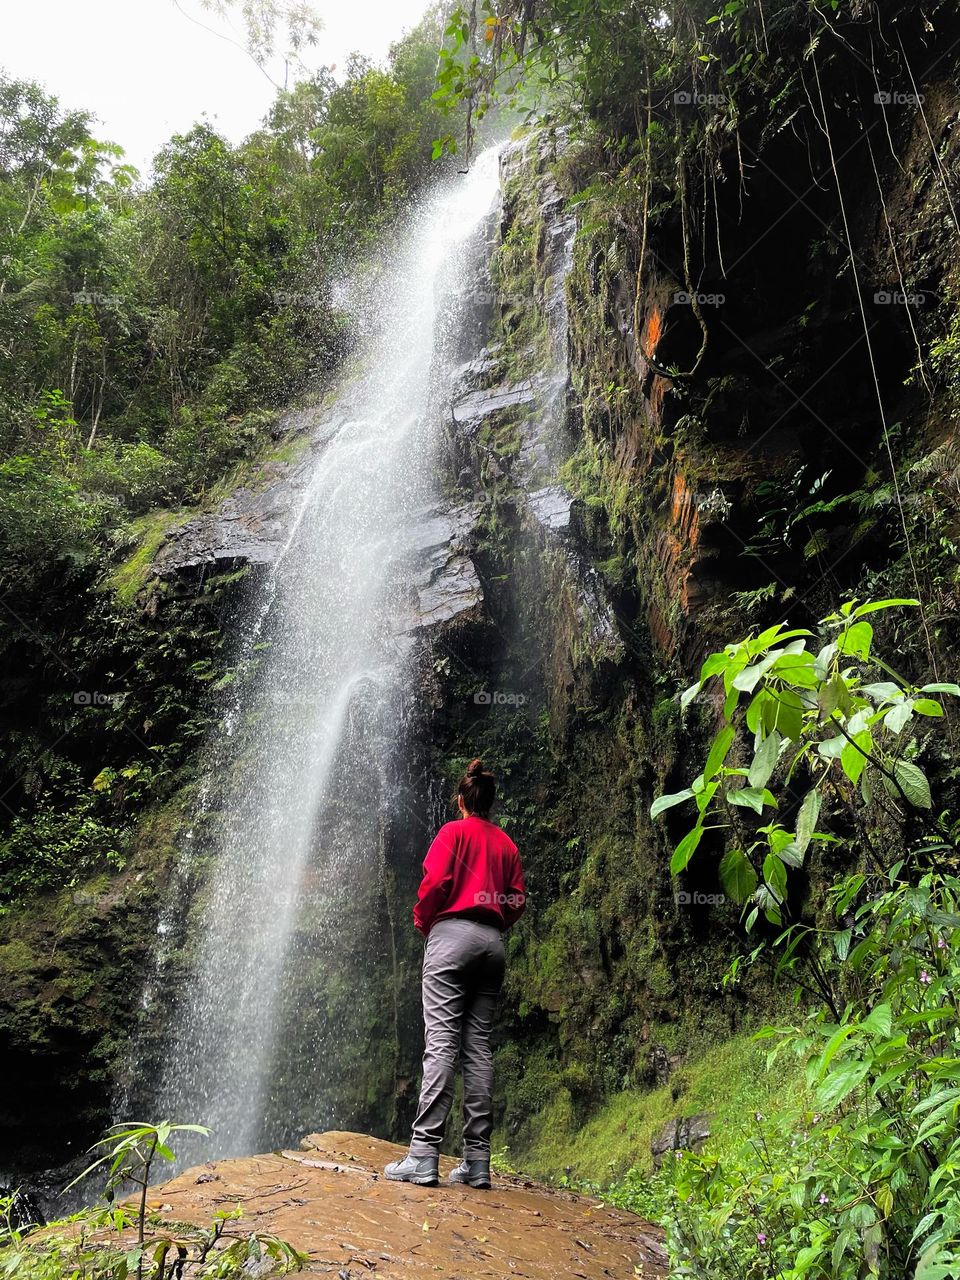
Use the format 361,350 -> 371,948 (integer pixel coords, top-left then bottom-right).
126,1130 -> 667,1278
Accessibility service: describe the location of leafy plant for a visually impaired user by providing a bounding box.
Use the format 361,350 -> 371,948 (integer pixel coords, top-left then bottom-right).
648,599 -> 960,1277
1,1122 -> 307,1279
652,599 -> 960,928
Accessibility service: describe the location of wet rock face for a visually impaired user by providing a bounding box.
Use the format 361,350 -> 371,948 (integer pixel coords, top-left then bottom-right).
392,502 -> 485,635
145,414 -> 487,641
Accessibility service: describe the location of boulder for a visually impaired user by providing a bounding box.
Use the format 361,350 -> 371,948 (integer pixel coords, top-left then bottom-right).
651,1114 -> 712,1169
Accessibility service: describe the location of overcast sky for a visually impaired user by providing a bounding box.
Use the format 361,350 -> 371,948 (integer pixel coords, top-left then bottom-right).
2,0 -> 433,175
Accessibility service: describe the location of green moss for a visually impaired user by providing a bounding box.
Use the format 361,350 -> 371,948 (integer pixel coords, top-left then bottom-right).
508,1031 -> 807,1184
0,938 -> 35,977
108,509 -> 187,605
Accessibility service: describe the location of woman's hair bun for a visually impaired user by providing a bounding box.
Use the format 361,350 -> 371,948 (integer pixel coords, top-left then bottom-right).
457,757 -> 496,816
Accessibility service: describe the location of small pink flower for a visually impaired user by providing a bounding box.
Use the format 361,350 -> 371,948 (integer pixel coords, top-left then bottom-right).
937,937 -> 948,950
920,969 -> 932,985
757,1233 -> 767,1245
819,1193 -> 829,1204
812,1114 -> 821,1124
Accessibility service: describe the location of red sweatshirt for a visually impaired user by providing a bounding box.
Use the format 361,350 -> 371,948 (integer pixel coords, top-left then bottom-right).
413,814 -> 526,936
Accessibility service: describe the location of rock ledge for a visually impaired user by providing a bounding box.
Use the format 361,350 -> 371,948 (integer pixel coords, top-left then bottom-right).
142,1130 -> 667,1277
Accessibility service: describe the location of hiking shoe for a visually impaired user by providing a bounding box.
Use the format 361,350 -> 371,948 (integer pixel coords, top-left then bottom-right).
383,1153 -> 439,1186
448,1158 -> 491,1189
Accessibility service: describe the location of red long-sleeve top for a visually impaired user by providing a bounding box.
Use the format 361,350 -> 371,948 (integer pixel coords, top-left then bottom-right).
413,814 -> 526,936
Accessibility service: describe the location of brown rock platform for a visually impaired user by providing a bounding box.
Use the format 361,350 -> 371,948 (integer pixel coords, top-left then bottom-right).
144,1130 -> 668,1277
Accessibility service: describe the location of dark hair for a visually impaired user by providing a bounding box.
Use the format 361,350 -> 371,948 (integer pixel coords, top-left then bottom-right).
457,758 -> 496,817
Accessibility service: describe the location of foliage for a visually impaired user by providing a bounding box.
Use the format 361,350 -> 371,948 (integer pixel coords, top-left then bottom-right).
659,869 -> 960,1279
647,601 -> 960,1276
0,1122 -> 306,1279
653,599 -> 960,929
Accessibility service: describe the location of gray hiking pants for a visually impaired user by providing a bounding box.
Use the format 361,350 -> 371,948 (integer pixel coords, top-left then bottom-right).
409,917 -> 505,1159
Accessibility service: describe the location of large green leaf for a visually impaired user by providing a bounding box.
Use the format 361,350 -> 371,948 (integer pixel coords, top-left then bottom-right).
852,598 -> 918,617
670,824 -> 705,874
650,788 -> 695,820
718,847 -> 758,904
837,620 -> 873,658
892,758 -> 932,809
727,786 -> 775,814
748,730 -> 780,789
763,852 -> 787,903
883,698 -> 914,734
795,788 -> 821,854
817,1058 -> 871,1107
840,732 -> 871,783
860,1002 -> 892,1039
767,686 -> 804,738
704,725 -> 736,780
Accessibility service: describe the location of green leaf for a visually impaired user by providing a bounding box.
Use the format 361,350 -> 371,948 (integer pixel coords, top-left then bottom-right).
767,687 -> 804,738
861,765 -> 874,805
704,726 -> 736,780
763,852 -> 787,903
840,732 -> 871,783
921,682 -> 960,696
813,642 -> 837,680
817,1058 -> 870,1107
732,650 -> 782,693
852,598 -> 918,617
719,848 -> 758,904
680,680 -> 701,709
817,734 -> 846,760
913,698 -> 944,717
892,758 -> 932,809
727,786 -> 771,814
839,622 -> 875,660
777,841 -> 804,867
671,825 -> 705,874
860,681 -> 902,702
748,730 -> 781,789
795,788 -> 821,854
650,788 -> 695,820
860,1002 -> 892,1039
883,698 -> 914,734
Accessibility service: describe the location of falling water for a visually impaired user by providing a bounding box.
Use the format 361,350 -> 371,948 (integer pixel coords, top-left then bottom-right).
152,147 -> 501,1165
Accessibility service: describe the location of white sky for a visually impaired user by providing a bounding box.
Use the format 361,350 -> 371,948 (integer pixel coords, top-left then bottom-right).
1,0 -> 432,175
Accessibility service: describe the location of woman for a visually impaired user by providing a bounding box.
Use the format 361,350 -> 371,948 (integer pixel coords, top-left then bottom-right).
385,758 -> 526,1189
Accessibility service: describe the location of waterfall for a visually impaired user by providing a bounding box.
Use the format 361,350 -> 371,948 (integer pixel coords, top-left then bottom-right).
151,147 -> 501,1165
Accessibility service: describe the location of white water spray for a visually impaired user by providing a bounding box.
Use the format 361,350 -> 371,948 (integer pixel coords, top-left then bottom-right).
153,149 -> 501,1163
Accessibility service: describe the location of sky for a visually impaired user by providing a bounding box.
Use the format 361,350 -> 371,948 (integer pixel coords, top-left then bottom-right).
1,0 -> 433,175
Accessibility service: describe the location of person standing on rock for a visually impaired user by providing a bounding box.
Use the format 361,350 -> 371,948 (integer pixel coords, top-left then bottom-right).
385,758 -> 526,1190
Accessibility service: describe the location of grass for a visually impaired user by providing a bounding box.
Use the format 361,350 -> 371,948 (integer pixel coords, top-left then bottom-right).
511,1029 -> 808,1186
